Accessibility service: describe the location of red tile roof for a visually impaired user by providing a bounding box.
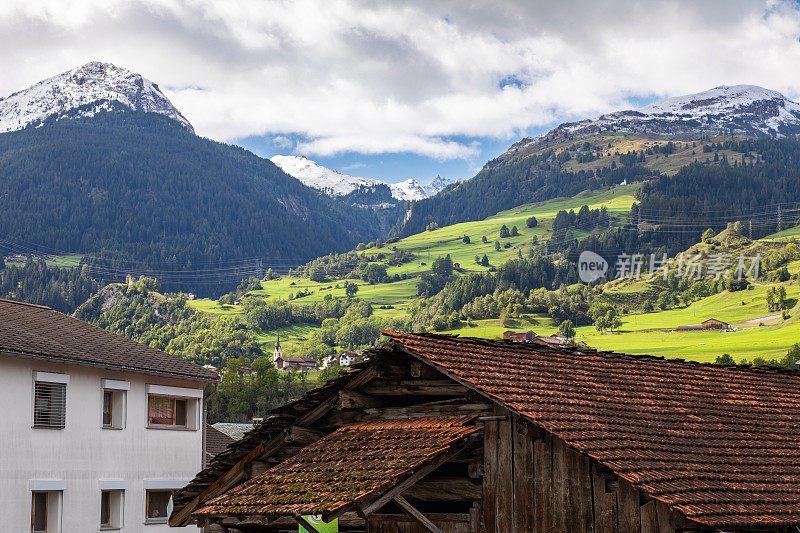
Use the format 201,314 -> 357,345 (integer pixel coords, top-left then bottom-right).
0,298 -> 217,382
381,331 -> 800,528
193,416 -> 479,519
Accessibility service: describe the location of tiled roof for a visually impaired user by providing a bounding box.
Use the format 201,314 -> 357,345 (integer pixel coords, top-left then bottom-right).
0,298 -> 217,382
382,331 -> 800,528
212,422 -> 254,441
280,356 -> 316,364
194,416 -> 479,519
206,424 -> 236,460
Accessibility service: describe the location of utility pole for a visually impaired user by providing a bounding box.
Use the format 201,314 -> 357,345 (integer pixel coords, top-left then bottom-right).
749,220 -> 753,240
778,204 -> 783,233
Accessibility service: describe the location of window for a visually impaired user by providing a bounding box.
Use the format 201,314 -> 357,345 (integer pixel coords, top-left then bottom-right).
31,492 -> 47,532
33,382 -> 66,429
145,490 -> 172,524
102,391 -> 113,427
30,490 -> 61,532
100,490 -> 123,529
100,491 -> 110,525
148,396 -> 187,427
101,380 -> 128,429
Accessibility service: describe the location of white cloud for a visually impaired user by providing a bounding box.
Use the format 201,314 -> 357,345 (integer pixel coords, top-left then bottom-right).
272,135 -> 293,149
1,0 -> 800,159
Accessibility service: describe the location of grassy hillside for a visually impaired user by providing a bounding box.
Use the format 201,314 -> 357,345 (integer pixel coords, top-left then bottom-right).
444,283 -> 800,362
188,184 -> 640,339
188,178 -> 800,364
404,132 -> 764,236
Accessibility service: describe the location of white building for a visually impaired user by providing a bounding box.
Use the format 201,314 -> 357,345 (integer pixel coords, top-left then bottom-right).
0,298 -> 218,532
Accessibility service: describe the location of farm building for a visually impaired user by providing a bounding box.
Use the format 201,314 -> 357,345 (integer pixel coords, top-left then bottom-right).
676,319 -> 731,332
502,330 -> 535,342
701,319 -> 730,330
171,332 -> 800,533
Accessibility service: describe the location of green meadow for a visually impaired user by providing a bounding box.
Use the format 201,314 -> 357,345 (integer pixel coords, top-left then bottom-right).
186,180 -> 800,364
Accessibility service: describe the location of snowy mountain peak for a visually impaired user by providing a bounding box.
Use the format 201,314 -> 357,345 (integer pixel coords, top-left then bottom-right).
0,62 -> 193,134
500,84 -> 800,160
425,175 -> 455,196
270,155 -> 448,201
640,85 -> 791,115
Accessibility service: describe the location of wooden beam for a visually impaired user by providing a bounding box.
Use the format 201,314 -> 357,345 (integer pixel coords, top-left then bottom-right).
295,515 -> 323,533
393,495 -> 443,533
345,363 -> 379,390
360,444 -> 468,516
360,382 -> 467,396
287,425 -> 325,444
337,389 -> 383,410
295,397 -> 335,426
403,477 -> 482,501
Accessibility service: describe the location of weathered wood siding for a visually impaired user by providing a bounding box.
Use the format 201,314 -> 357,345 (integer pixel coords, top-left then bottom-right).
482,411 -> 678,533
366,513 -> 477,533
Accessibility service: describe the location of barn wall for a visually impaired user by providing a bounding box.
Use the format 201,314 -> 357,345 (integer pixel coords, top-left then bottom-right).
482,413 -> 680,533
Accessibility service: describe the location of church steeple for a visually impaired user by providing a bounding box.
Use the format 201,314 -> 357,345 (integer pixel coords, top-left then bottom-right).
273,334 -> 283,364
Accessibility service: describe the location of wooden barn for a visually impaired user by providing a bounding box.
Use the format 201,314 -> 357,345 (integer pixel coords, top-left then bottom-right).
701,319 -> 730,330
171,332 -> 800,532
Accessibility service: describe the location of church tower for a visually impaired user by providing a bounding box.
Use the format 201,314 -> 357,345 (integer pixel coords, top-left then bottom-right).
273,335 -> 283,365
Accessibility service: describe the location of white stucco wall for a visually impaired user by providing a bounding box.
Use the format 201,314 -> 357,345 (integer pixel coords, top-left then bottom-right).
0,354 -> 205,532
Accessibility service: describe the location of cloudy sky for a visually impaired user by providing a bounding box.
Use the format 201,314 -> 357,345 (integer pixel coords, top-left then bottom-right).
2,0 -> 800,183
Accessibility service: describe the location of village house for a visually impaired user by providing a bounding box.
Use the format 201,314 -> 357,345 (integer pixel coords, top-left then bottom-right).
0,298 -> 218,532
502,329 -> 535,342
503,329 -> 584,348
170,331 -> 800,533
272,336 -> 316,372
321,351 -> 358,369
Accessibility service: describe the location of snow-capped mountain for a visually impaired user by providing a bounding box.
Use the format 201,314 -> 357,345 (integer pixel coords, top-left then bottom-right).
0,62 -> 193,134
270,155 -> 444,201
424,175 -> 455,196
502,85 -> 800,158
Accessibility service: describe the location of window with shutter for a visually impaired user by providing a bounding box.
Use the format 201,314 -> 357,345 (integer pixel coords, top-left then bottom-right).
33,382 -> 66,429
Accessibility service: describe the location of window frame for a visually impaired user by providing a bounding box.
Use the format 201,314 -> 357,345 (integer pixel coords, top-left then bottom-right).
100,380 -> 129,430
31,491 -> 47,533
144,489 -> 173,524
99,489 -> 124,530
100,490 -> 110,527
32,380 -> 67,430
102,391 -> 114,428
147,396 -> 188,428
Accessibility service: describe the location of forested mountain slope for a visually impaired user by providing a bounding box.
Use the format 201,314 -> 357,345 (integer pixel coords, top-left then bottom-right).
0,109 -> 385,293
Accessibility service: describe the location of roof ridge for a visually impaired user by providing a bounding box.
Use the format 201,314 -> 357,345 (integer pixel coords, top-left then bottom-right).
379,330 -> 800,377
0,297 -> 51,309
